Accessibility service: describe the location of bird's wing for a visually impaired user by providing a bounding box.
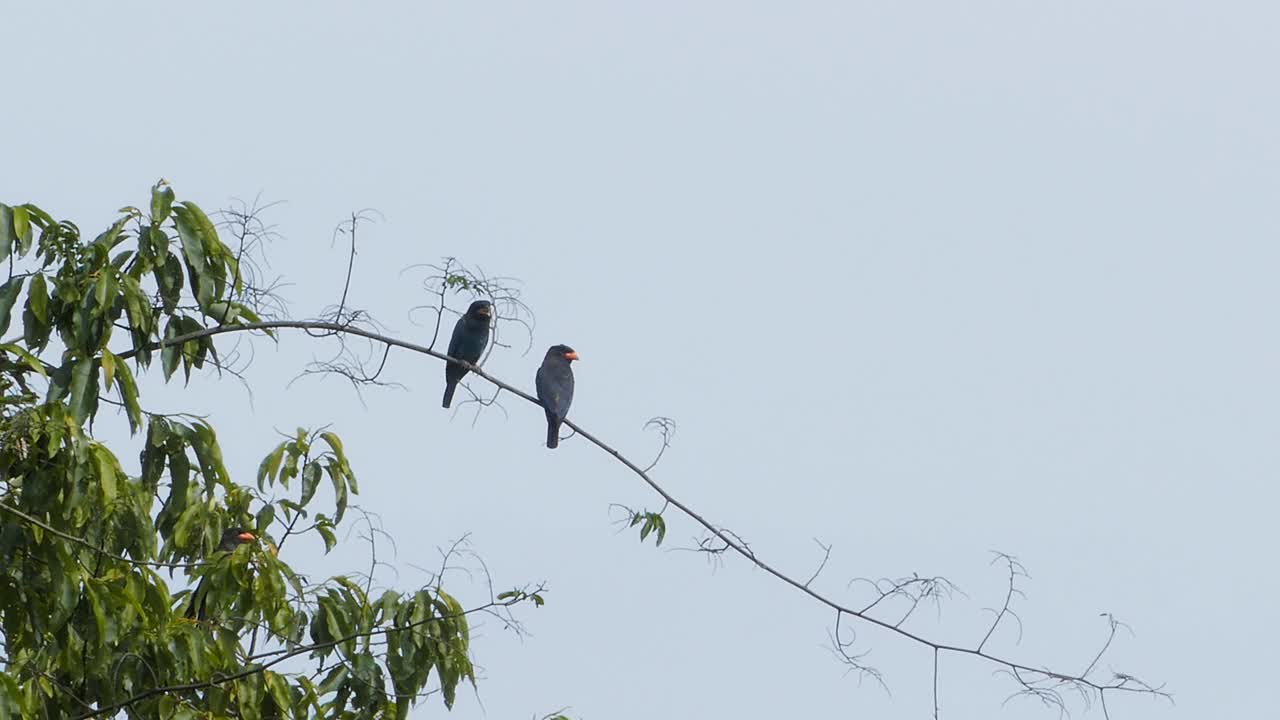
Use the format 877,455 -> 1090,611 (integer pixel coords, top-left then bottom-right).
446,315 -> 468,357
535,365 -> 551,405
537,366 -> 574,418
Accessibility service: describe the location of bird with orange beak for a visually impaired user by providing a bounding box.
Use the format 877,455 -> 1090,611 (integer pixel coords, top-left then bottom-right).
535,344 -> 578,449
183,527 -> 256,621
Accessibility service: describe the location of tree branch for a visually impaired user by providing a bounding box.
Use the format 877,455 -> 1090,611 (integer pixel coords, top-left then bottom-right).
112,319 -> 1165,711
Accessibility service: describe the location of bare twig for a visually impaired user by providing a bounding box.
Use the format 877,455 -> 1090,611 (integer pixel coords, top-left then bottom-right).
642,416 -> 676,473
978,552 -> 1028,653
805,538 -> 832,589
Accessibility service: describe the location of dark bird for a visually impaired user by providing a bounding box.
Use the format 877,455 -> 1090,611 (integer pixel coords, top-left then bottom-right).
442,300 -> 493,408
184,527 -> 256,621
535,344 -> 578,449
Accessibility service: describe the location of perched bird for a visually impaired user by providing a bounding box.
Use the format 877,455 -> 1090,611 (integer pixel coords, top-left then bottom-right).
184,527 -> 256,621
442,300 -> 493,408
535,344 -> 578,449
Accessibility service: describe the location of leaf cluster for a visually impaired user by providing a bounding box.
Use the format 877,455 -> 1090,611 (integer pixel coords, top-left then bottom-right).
0,186 -> 516,719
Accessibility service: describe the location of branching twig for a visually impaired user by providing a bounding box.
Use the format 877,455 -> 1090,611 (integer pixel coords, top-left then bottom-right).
978,552 -> 1028,653
826,610 -> 890,693
642,417 -> 676,473
405,257 -> 536,358
849,574 -> 962,627
805,538 -> 832,589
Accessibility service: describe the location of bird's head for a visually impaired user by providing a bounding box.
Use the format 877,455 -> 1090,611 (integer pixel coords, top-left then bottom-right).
547,344 -> 579,362
217,527 -> 257,553
466,300 -> 493,320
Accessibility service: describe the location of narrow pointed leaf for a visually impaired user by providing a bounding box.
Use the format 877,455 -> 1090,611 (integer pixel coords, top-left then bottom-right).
0,276 -> 24,335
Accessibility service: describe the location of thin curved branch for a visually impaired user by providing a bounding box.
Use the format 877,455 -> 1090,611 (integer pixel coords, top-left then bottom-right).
110,319 -> 1164,708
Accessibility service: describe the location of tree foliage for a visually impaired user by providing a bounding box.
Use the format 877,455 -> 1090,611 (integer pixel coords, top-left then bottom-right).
0,185 -> 521,719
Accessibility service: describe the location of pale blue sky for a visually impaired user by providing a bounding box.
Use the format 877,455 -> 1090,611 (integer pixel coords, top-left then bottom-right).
4,2 -> 1277,718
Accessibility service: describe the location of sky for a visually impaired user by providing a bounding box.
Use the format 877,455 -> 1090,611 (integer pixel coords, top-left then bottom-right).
4,2 -> 1278,718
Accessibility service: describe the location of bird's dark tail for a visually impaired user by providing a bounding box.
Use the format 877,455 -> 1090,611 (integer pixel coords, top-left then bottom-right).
185,580 -> 206,620
546,419 -> 560,449
442,380 -> 457,409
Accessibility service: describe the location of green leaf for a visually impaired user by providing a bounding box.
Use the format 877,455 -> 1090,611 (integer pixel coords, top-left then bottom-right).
101,349 -> 117,391
256,442 -> 286,491
172,205 -> 208,272
330,461 -> 349,524
21,306 -> 45,351
173,202 -> 225,307
265,672 -> 293,714
151,181 -> 175,224
112,358 -> 143,433
45,362 -> 71,403
68,356 -> 99,425
254,503 -> 276,535
319,431 -> 345,458
0,342 -> 47,377
93,444 -> 119,504
324,599 -> 351,654
316,520 -> 337,554
183,421 -> 229,491
0,276 -> 24,335
0,205 -> 13,261
161,319 -> 180,381
280,443 -> 300,488
93,270 -> 116,313
157,253 -> 184,312
236,302 -> 264,325
119,274 -> 147,336
26,273 -> 47,324
202,300 -> 239,324
146,224 -> 169,261
300,461 -> 322,506
0,673 -> 23,718
85,581 -> 108,647
111,248 -> 134,270
11,206 -> 29,248
140,440 -> 166,493
165,438 -> 191,508
17,206 -> 44,256
316,665 -> 347,695
92,216 -> 130,252
441,666 -> 459,709
634,512 -> 667,546
72,289 -> 106,352
148,416 -> 170,447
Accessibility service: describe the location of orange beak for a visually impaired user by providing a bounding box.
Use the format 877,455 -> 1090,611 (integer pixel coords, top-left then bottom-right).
564,351 -> 579,361
236,531 -> 257,544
